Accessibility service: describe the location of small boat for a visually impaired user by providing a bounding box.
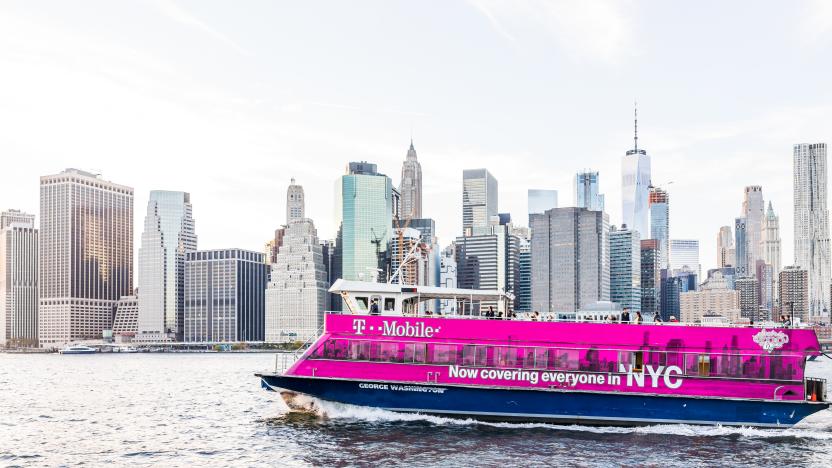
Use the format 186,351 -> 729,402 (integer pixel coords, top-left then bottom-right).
117,346 -> 139,353
59,345 -> 98,355
256,280 -> 830,428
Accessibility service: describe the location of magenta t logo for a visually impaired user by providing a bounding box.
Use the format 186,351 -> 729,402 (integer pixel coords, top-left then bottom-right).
352,319 -> 367,335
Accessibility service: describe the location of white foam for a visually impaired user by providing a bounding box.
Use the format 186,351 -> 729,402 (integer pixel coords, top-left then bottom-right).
298,398 -> 832,440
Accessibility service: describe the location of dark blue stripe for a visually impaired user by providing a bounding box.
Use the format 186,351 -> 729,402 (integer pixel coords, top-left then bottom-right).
259,375 -> 829,427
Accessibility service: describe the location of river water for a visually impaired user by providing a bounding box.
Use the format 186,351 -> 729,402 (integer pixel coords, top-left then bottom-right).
1,353 -> 831,467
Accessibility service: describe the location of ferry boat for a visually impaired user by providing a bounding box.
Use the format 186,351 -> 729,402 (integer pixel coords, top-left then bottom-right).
59,345 -> 98,355
257,280 -> 830,427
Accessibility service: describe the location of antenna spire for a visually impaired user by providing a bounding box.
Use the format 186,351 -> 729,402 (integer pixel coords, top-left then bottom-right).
634,101 -> 638,151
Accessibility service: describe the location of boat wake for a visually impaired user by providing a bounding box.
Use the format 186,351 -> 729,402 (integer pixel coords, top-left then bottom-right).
290,398 -> 832,440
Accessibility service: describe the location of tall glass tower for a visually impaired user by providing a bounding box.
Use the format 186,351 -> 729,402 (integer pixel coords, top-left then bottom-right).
462,169 -> 498,236
138,191 -> 197,342
621,106 -> 651,239
336,162 -> 393,282
574,170 -> 605,212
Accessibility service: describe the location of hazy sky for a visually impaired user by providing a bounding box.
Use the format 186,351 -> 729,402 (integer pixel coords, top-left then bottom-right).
2,1 -> 832,274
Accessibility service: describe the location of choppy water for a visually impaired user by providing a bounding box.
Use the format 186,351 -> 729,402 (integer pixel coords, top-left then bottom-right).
1,353 -> 832,467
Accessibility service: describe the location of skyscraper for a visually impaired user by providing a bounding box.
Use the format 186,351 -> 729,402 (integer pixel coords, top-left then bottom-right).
717,225 -> 735,268
39,169 -> 133,348
736,276 -> 760,322
793,143 -> 830,319
286,178 -> 305,223
574,170 -> 605,212
610,225 -> 641,312
399,140 -> 422,219
742,185 -> 765,267
621,107 -> 651,239
734,217 -> 748,276
462,169 -> 497,236
531,207 -> 610,313
762,202 -> 782,277
0,210 -> 38,347
184,249 -> 268,342
669,239 -> 700,279
265,218 -> 328,343
439,243 -> 457,314
517,240 -> 531,312
648,186 -> 669,268
137,191 -> 197,342
336,162 -> 393,282
455,221 -> 521,313
779,265 -> 809,322
640,239 -> 661,318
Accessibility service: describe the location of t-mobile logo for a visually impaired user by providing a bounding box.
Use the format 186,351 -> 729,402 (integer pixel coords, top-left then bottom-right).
352,319 -> 367,335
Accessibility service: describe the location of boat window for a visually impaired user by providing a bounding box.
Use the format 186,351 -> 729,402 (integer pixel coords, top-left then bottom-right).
355,296 -> 369,312
316,339 -> 347,359
349,341 -> 371,360
554,349 -> 580,371
618,351 -> 643,373
534,348 -> 548,369
494,347 -> 517,368
522,348 -> 536,369
685,354 -> 699,375
462,345 -> 480,366
666,351 -> 684,369
649,351 -> 667,368
431,344 -> 456,364
375,342 -> 400,362
740,355 -> 766,379
404,343 -> 427,363
384,298 -> 396,312
698,355 -> 710,376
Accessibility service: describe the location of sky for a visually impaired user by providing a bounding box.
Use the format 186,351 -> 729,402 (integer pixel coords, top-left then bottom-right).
2,1 -> 832,275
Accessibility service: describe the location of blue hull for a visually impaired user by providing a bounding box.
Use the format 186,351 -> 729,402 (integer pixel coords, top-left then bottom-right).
257,374 -> 829,428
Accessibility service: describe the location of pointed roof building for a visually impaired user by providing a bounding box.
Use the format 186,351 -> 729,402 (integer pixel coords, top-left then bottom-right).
400,140 -> 423,219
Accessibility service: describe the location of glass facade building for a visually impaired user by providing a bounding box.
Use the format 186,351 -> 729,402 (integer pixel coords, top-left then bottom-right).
138,191 -> 196,342
336,162 -> 393,282
38,169 -> 133,348
574,171 -> 605,212
648,187 -> 669,268
640,239 -> 660,318
462,169 -> 498,236
184,249 -> 268,342
610,226 -> 641,312
669,239 -> 701,280
528,189 -> 558,217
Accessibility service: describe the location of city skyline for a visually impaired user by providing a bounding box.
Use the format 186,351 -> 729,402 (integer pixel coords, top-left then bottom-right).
3,2 -> 832,276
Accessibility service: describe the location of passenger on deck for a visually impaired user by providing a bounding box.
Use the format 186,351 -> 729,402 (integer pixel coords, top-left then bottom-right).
486,306 -> 495,319
621,308 -> 631,323
669,316 -> 679,323
653,314 -> 662,324
531,311 -> 540,321
369,299 -> 380,315
634,311 -> 643,324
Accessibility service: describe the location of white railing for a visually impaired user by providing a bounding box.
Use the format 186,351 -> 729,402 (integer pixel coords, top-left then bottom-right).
273,324 -> 325,374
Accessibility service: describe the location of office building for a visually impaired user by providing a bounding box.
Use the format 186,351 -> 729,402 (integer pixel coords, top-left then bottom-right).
794,143 -> 831,319
137,191 -> 197,342
462,169 -> 498,236
736,276 -> 760,322
669,239 -> 700,279
762,202 -> 782,281
679,272 -> 740,323
621,107 -> 652,240
265,219 -> 328,343
610,225 -> 641,312
517,240 -> 532,312
717,225 -> 735,268
399,140 -> 422,219
389,227 -> 431,285
531,207 -> 610,313
743,186 -> 765,266
0,210 -> 38,347
575,170 -> 605,212
336,162 -> 393,283
640,239 -> 661,318
39,169 -> 133,348
286,178 -> 305,223
455,222 -> 521,313
648,186 -> 670,267
184,249 -> 268,342
779,266 -> 809,322
112,294 -> 139,337
320,239 -> 340,310
756,260 -> 774,319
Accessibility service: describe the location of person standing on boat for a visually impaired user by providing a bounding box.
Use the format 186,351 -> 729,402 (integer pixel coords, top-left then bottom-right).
369,299 -> 380,316
621,308 -> 631,323
634,311 -> 643,324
